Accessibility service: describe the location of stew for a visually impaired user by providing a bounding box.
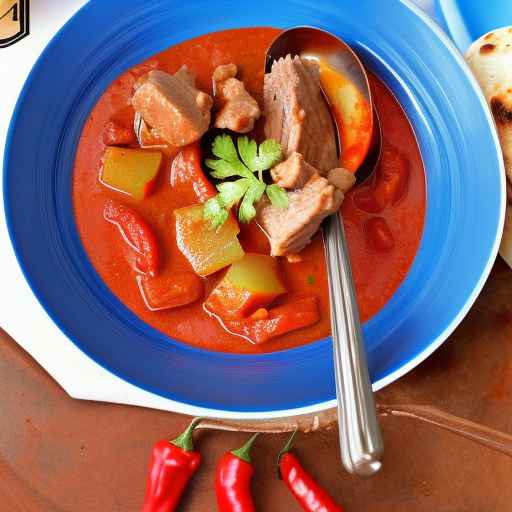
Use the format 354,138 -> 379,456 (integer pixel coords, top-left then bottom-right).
72,28 -> 425,354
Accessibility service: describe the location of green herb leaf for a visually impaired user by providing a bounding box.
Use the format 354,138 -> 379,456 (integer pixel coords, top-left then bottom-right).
239,181 -> 266,224
212,133 -> 239,162
203,196 -> 229,229
238,136 -> 283,172
205,158 -> 252,180
266,184 -> 289,208
204,134 -> 284,228
205,158 -> 241,179
217,178 -> 251,208
254,139 -> 283,171
307,275 -> 316,285
237,136 -> 259,172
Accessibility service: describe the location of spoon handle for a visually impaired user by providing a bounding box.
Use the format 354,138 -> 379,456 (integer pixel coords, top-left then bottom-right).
324,213 -> 384,476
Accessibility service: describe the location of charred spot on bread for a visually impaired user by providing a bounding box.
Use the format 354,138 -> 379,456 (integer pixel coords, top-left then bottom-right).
480,43 -> 496,54
491,96 -> 512,124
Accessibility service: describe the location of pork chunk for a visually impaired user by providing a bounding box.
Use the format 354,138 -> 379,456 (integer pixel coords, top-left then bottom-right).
257,174 -> 343,256
213,63 -> 261,133
264,55 -> 338,174
271,152 -> 317,190
132,67 -> 212,147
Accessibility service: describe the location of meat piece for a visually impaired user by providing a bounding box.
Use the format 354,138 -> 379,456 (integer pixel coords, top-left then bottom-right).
271,152 -> 316,189
213,63 -> 237,83
257,174 -> 343,256
264,55 -> 338,174
212,63 -> 261,133
132,67 -> 212,147
174,65 -> 196,88
327,167 -> 356,193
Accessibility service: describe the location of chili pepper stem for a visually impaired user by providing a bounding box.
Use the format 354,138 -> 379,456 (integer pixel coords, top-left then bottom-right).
277,430 -> 298,479
231,433 -> 260,463
278,430 -> 297,461
171,417 -> 204,452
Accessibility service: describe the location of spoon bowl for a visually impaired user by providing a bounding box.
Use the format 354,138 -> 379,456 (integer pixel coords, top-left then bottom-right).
266,26 -> 382,175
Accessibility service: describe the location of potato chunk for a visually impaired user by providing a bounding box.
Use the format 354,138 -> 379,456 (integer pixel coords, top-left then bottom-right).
174,205 -> 244,276
204,253 -> 286,319
101,147 -> 162,200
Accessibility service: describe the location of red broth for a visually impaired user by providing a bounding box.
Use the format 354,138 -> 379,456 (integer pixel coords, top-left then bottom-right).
72,28 -> 425,354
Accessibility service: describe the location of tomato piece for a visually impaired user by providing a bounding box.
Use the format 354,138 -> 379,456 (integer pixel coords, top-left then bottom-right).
171,143 -> 216,204
365,217 -> 395,252
374,146 -> 410,206
103,120 -> 137,146
103,199 -> 160,276
352,186 -> 383,214
137,271 -> 203,311
204,253 -> 286,319
226,296 -> 320,344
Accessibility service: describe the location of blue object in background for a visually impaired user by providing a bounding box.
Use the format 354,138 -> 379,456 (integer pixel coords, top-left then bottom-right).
437,0 -> 512,51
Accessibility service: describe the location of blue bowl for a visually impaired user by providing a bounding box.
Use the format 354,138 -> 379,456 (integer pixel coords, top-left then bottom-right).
3,0 -> 504,417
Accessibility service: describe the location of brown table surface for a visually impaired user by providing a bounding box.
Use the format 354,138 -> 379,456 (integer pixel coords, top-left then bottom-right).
1,259 -> 512,511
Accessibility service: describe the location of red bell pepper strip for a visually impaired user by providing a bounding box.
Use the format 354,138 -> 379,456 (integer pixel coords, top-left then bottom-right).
225,295 -> 320,344
141,417 -> 202,512
103,199 -> 160,277
215,433 -> 259,512
137,271 -> 203,311
103,120 -> 137,146
278,432 -> 344,512
170,143 -> 216,204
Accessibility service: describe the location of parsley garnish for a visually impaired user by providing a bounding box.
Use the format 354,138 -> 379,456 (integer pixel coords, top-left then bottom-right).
203,134 -> 288,228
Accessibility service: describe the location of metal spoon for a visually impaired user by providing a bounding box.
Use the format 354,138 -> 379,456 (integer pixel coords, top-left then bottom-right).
266,27 -> 383,476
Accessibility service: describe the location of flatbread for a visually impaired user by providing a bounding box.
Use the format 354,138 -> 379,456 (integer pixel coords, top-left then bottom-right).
466,27 -> 512,267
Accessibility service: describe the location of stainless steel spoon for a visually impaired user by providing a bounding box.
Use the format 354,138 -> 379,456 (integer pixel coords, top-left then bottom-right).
266,27 -> 383,476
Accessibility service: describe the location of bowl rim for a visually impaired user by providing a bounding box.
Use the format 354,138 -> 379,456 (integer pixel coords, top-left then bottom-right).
1,0 -> 505,419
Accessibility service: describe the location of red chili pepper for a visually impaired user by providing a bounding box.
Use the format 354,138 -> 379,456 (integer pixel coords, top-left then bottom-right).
141,417 -> 202,512
103,199 -> 160,277
215,433 -> 259,512
278,432 -> 344,512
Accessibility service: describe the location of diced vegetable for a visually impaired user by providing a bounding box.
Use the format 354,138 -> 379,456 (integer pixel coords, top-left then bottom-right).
226,295 -> 320,344
352,186 -> 383,214
318,59 -> 372,173
174,205 -> 244,276
204,253 -> 286,319
373,146 -> 409,206
103,199 -> 160,276
101,147 -> 162,200
137,271 -> 203,311
170,143 -> 216,204
103,120 -> 137,146
365,217 -> 395,252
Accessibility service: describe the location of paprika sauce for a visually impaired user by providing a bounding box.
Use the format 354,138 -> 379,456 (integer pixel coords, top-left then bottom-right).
73,28 -> 425,354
